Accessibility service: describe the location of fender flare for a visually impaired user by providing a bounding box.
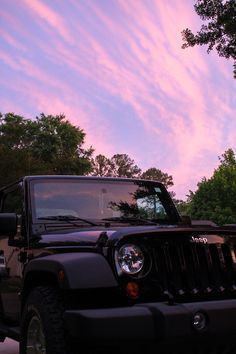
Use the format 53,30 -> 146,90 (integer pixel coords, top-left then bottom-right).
24,252 -> 118,289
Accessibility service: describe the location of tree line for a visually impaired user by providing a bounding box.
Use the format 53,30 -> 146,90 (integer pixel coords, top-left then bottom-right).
181,149 -> 236,225
0,112 -> 173,188
1,112 -> 236,225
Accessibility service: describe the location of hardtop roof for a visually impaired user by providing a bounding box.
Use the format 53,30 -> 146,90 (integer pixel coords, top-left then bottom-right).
0,175 -> 166,193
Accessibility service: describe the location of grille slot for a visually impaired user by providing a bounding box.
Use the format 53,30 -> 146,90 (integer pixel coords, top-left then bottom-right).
154,241 -> 236,298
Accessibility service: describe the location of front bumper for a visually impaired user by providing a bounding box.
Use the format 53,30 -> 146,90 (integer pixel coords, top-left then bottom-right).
64,299 -> 236,352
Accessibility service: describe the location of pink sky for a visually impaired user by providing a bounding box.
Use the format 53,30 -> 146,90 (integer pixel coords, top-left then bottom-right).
0,0 -> 235,200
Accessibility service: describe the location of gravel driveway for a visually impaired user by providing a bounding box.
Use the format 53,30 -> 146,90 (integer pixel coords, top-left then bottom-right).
0,339 -> 18,354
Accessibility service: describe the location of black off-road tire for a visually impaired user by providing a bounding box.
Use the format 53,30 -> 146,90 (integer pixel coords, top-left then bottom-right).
20,286 -> 71,354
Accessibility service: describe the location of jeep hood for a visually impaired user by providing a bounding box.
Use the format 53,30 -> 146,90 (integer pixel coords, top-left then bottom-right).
37,224 -> 236,248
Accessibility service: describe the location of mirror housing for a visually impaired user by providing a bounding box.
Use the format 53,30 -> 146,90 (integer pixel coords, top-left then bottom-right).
0,213 -> 17,237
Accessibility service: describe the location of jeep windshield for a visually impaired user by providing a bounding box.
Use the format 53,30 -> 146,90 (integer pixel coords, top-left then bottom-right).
31,178 -> 180,225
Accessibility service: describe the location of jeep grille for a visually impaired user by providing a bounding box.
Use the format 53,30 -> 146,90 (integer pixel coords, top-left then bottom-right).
153,242 -> 236,299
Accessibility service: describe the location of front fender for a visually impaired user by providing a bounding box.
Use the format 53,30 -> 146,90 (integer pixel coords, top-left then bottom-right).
24,252 -> 118,289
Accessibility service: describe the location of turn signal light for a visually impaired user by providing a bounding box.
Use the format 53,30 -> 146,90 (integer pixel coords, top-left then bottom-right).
125,282 -> 139,299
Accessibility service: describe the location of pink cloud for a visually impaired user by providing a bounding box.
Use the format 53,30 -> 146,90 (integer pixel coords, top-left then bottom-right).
22,0 -> 73,44
0,51 -> 76,95
111,1 -> 234,197
1,0 -> 235,199
0,9 -> 28,36
0,74 -> 114,157
0,29 -> 26,51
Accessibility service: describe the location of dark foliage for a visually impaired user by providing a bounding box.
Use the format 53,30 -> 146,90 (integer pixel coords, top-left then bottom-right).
182,0 -> 236,78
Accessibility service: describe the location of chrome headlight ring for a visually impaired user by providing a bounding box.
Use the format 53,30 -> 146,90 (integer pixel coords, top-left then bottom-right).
115,243 -> 145,276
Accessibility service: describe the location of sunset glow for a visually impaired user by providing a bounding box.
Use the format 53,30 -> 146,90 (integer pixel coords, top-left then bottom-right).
1,0 -> 235,199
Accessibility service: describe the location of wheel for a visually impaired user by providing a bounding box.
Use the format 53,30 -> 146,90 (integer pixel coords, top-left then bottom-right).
20,286 -> 70,354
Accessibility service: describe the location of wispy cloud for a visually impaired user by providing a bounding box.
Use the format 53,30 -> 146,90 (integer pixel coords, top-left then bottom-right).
22,0 -> 74,44
0,0 -> 235,198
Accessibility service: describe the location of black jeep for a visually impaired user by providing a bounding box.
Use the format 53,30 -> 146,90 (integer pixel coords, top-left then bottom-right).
1,175 -> 236,354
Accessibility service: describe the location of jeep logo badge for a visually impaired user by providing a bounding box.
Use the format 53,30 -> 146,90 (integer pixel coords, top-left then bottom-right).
190,236 -> 208,244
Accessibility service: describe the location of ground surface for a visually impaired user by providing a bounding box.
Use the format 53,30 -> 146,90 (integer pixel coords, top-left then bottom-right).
0,338 -> 18,354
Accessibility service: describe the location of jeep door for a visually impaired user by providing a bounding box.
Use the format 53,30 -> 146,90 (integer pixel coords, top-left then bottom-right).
0,182 -> 24,323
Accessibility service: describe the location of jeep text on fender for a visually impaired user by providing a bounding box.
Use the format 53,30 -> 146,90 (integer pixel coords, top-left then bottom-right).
1,175 -> 236,354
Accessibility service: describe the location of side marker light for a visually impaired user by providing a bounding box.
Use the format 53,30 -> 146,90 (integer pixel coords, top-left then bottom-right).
58,269 -> 65,282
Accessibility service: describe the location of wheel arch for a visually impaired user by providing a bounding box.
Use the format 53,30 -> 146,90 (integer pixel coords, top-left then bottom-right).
22,252 -> 118,305
21,270 -> 59,312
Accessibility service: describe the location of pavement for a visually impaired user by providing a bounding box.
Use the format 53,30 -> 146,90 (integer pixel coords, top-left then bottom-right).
0,339 -> 18,354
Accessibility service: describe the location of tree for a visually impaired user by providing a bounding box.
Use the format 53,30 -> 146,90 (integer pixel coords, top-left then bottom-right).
174,199 -> 191,216
0,146 -> 51,187
0,112 -> 93,186
31,113 -> 93,174
110,154 -> 142,178
91,154 -> 114,176
182,0 -> 236,78
141,167 -> 174,189
91,155 -> 179,200
91,153 -> 141,178
188,149 -> 236,224
0,112 -> 34,149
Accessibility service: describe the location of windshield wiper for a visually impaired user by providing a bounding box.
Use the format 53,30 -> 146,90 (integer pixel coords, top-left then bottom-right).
102,216 -> 158,225
38,215 -> 98,226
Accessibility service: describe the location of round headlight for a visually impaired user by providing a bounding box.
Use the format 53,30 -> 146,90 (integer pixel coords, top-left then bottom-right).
117,244 -> 144,275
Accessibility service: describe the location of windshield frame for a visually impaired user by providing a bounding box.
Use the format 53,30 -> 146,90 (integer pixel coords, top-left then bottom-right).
29,176 -> 181,225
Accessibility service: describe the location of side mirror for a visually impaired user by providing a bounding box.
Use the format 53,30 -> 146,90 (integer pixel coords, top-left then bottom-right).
0,213 -> 17,236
